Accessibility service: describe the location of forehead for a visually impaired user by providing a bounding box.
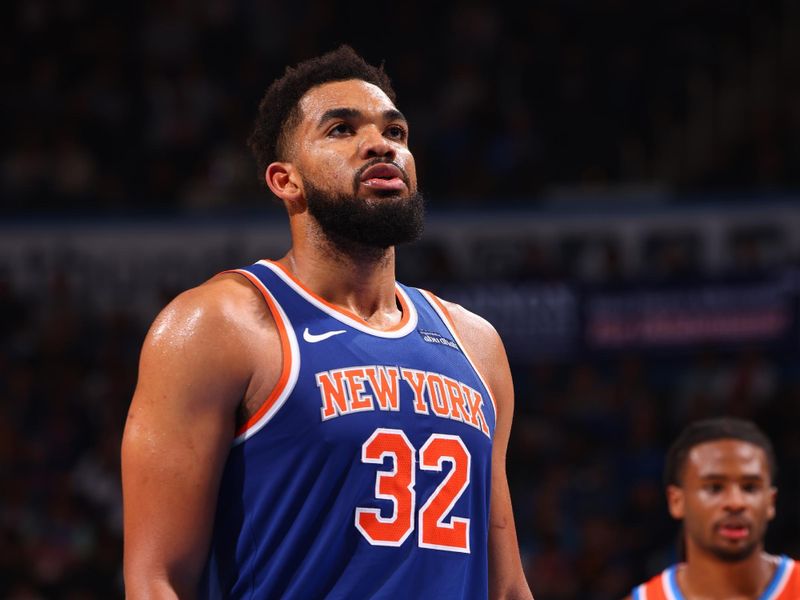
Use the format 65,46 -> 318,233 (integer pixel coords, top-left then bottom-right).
297,79 -> 397,124
685,439 -> 769,480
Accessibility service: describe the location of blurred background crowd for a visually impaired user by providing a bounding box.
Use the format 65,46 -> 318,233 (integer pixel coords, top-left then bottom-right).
3,1 -> 800,599
5,0 -> 800,214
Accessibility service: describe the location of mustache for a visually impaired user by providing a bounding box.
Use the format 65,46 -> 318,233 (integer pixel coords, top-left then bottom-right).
713,517 -> 751,530
353,158 -> 411,190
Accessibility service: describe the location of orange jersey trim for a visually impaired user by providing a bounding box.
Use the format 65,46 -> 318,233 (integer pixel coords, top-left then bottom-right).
772,557 -> 800,599
225,269 -> 294,437
634,572 -> 669,600
267,260 -> 412,333
421,290 -> 498,421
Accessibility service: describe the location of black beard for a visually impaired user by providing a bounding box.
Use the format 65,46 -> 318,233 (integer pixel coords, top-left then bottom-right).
304,178 -> 425,251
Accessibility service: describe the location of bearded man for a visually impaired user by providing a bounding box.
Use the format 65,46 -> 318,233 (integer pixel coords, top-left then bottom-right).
121,45 -> 533,600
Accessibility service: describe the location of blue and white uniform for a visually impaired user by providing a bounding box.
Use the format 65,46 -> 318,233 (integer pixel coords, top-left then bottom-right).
200,260 -> 497,599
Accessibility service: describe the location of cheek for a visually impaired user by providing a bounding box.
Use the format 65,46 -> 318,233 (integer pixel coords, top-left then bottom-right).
408,165 -> 418,187
313,149 -> 348,172
303,151 -> 354,188
398,151 -> 418,184
684,497 -> 715,527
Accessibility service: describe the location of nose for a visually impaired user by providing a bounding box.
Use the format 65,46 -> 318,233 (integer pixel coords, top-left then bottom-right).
722,485 -> 746,511
358,126 -> 395,160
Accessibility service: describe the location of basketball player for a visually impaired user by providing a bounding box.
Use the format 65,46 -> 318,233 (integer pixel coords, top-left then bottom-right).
624,417 -> 798,600
121,45 -> 534,599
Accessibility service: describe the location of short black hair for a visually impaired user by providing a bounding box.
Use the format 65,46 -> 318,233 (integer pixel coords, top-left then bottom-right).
247,45 -> 396,181
664,417 -> 777,487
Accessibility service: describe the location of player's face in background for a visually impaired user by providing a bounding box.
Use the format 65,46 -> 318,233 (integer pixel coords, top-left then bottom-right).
667,439 -> 776,562
291,79 -> 423,249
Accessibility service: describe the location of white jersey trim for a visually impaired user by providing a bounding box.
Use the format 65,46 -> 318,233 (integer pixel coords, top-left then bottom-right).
232,271 -> 300,445
258,260 -> 418,338
662,566 -> 681,600
762,556 -> 793,600
418,289 -> 498,430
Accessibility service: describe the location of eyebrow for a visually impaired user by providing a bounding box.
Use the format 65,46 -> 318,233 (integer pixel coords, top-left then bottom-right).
316,107 -> 407,128
698,473 -> 764,481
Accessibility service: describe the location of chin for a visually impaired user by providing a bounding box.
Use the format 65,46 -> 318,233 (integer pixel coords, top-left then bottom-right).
711,542 -> 758,563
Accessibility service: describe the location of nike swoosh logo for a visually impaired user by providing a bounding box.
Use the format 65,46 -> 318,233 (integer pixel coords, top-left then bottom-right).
303,327 -> 347,343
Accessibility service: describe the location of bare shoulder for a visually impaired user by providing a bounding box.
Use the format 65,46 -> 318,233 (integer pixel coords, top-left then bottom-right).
433,296 -> 511,409
435,297 -> 504,357
133,271 -> 280,417
145,272 -> 278,362
151,272 -> 271,340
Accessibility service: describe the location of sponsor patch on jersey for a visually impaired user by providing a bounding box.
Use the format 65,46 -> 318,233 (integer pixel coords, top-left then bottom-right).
418,329 -> 460,351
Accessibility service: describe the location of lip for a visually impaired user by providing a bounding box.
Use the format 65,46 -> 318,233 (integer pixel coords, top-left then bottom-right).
715,520 -> 751,541
360,163 -> 405,181
359,163 -> 407,191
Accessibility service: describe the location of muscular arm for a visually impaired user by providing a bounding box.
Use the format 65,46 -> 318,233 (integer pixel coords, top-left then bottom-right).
443,301 -> 534,600
121,275 -> 278,599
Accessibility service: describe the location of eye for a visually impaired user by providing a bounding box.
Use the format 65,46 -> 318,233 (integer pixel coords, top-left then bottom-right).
704,482 -> 724,494
327,122 -> 354,137
742,482 -> 761,494
385,124 -> 408,141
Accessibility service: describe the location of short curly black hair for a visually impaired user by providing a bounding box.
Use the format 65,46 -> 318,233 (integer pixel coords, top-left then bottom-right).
663,417 -> 777,487
247,45 -> 396,181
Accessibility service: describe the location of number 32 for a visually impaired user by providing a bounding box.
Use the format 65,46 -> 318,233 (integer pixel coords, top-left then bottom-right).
355,428 -> 471,553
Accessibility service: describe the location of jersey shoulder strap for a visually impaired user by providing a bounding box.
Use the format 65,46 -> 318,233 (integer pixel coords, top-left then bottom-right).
632,566 -> 680,600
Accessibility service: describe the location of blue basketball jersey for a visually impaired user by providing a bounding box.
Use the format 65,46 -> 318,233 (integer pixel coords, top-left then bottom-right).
200,260 -> 497,599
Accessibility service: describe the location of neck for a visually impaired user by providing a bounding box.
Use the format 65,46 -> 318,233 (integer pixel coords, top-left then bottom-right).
278,240 -> 401,329
679,547 -> 778,599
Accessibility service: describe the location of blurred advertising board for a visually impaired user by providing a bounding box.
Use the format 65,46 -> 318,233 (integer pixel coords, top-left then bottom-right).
451,277 -> 797,361
2,219 -> 797,360
585,280 -> 794,350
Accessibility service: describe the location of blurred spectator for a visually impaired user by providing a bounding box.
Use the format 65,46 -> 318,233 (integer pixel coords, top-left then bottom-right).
4,1 -> 800,215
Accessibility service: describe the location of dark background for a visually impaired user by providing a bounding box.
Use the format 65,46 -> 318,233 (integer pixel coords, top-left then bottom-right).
2,1 -> 800,598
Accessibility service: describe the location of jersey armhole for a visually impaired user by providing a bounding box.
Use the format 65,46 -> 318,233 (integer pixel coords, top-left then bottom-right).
224,269 -> 300,444
418,288 -> 499,426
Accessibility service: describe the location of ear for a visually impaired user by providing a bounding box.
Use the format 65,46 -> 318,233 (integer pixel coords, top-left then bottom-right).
265,162 -> 305,208
666,485 -> 685,520
767,486 -> 777,521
